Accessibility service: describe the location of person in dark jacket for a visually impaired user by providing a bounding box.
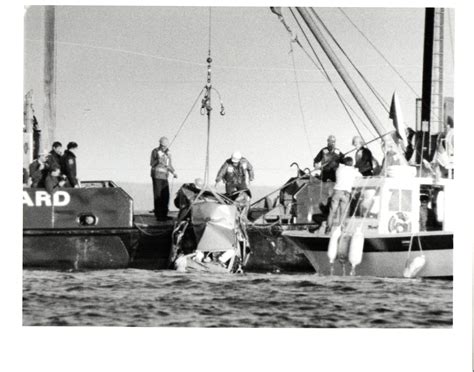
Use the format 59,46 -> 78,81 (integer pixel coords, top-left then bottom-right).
46,141 -> 63,171
45,167 -> 66,194
215,151 -> 254,195
28,151 -> 48,188
352,136 -> 375,176
61,142 -> 80,187
313,135 -> 344,182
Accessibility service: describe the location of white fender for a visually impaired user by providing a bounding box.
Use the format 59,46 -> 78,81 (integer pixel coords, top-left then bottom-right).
327,225 -> 341,264
194,251 -> 204,262
436,191 -> 445,223
174,255 -> 188,272
337,234 -> 351,261
403,254 -> 426,278
349,226 -> 365,269
218,249 -> 235,263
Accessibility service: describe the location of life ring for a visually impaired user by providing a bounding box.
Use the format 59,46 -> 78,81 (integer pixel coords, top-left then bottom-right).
388,212 -> 411,233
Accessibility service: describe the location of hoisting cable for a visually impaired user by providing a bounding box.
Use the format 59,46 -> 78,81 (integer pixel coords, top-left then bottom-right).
337,7 -> 419,98
288,8 -> 375,140
169,87 -> 206,147
310,8 -> 390,112
289,42 -> 314,157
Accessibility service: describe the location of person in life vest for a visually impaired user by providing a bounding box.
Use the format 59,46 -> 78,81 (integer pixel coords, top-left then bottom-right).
61,142 -> 80,188
313,135 -> 344,182
352,136 -> 375,176
150,136 -> 177,221
326,156 -> 362,232
215,151 -> 254,196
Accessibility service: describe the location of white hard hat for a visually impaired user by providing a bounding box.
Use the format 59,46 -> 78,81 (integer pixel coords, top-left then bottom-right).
231,151 -> 242,162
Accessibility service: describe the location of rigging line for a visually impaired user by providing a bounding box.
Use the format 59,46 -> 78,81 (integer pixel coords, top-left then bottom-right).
289,43 -> 314,157
310,8 -> 390,113
447,8 -> 454,66
289,8 -> 373,140
289,8 -> 374,139
169,87 -> 206,147
337,8 -> 420,98
208,7 -> 212,55
26,38 -> 422,74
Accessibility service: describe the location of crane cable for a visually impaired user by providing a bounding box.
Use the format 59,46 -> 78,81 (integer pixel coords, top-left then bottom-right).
310,8 -> 390,113
337,8 -> 419,98
289,41 -> 314,157
288,8 -> 375,140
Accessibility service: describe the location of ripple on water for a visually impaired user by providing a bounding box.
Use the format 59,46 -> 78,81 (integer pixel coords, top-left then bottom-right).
23,270 -> 452,328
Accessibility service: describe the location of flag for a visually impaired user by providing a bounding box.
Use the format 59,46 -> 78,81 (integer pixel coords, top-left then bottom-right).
389,92 -> 409,149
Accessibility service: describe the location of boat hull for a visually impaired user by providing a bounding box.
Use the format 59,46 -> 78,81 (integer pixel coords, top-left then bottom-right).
23,229 -> 137,270
283,230 -> 452,278
246,227 -> 314,272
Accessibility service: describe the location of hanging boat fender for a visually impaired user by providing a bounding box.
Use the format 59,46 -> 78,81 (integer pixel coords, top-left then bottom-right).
327,225 -> 342,264
403,254 -> 426,278
349,226 -> 365,274
174,255 -> 188,272
337,233 -> 351,262
436,191 -> 445,223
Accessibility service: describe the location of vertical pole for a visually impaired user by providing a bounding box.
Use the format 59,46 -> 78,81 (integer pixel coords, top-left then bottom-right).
43,5 -> 56,151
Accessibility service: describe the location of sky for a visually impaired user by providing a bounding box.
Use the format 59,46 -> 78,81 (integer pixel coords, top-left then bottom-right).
24,6 -> 454,186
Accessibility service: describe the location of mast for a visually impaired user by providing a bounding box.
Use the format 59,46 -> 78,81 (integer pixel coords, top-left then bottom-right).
295,7 -> 389,141
419,8 -> 445,161
43,5 -> 57,151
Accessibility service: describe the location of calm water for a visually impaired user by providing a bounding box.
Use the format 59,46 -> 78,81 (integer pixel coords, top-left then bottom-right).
23,269 -> 452,327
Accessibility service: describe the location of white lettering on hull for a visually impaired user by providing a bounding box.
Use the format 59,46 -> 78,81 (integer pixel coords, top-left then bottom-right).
22,190 -> 71,207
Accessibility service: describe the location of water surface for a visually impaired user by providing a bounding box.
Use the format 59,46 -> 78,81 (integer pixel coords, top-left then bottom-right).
23,269 -> 452,327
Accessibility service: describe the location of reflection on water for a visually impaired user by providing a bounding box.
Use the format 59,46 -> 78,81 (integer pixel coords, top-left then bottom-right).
23,269 -> 452,327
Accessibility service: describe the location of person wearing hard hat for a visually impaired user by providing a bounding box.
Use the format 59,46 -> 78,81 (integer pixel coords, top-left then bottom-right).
313,135 -> 344,182
150,137 -> 177,221
215,151 -> 254,196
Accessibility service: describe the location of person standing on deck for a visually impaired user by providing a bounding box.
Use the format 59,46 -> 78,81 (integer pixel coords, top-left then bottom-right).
150,137 -> 177,221
326,156 -> 362,232
46,141 -> 63,171
28,151 -> 48,188
215,151 -> 254,196
313,135 -> 344,182
61,142 -> 80,188
352,136 -> 374,176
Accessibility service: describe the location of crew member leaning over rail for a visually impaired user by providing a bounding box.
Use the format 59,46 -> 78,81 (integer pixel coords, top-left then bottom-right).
44,167 -> 66,194
215,151 -> 254,195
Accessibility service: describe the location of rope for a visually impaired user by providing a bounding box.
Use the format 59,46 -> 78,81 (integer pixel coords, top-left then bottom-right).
169,87 -> 205,147
288,8 -> 375,140
337,8 -> 419,98
310,8 -> 390,113
289,43 -> 313,157
447,8 -> 454,67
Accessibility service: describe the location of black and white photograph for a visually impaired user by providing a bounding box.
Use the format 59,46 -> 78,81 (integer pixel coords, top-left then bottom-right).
2,1 -> 473,371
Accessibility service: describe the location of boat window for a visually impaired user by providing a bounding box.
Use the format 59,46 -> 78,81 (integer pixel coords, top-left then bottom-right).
349,187 -> 380,218
389,189 -> 412,212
